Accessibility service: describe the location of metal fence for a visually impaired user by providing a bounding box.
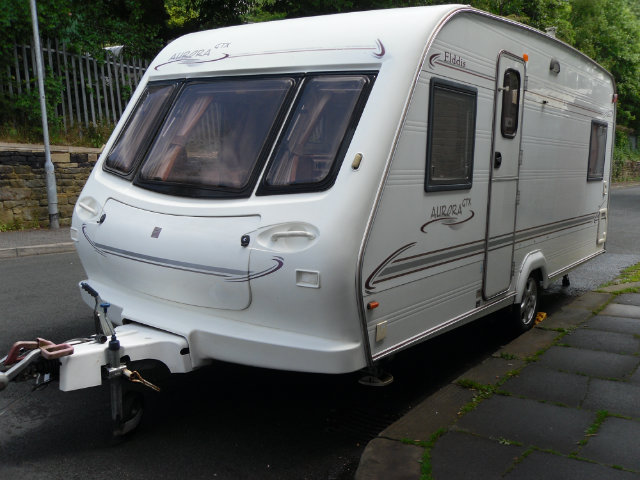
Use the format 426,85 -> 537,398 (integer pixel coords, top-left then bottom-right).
0,40 -> 149,129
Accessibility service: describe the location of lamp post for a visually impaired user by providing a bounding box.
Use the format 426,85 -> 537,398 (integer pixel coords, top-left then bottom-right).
29,0 -> 59,229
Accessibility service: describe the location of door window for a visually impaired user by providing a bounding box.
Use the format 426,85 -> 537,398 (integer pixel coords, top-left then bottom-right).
501,69 -> 520,138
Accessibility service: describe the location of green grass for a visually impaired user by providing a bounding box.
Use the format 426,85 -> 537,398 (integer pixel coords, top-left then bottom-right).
419,428 -> 447,480
599,261 -> 640,290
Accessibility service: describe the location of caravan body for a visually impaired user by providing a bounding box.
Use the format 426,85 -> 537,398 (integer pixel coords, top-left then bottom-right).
69,5 -> 615,384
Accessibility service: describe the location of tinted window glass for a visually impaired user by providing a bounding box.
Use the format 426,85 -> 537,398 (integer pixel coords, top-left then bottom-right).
261,75 -> 368,190
501,69 -> 520,138
137,78 -> 294,194
105,83 -> 177,175
587,121 -> 607,181
425,79 -> 477,191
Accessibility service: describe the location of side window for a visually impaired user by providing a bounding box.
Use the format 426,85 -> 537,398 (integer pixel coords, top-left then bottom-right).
587,120 -> 607,181
425,79 -> 477,192
501,69 -> 521,138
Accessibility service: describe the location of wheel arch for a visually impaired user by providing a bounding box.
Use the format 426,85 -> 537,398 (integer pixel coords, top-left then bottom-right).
515,250 -> 548,303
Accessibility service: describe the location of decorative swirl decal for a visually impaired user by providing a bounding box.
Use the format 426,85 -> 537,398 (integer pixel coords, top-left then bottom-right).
365,243 -> 416,292
373,39 -> 386,58
155,42 -> 386,71
81,224 -> 284,283
421,210 -> 475,234
225,257 -> 284,283
428,53 -> 441,69
154,53 -> 230,70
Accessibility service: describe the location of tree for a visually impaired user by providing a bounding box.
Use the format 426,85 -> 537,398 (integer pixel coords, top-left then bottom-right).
0,0 -> 165,61
570,0 -> 640,129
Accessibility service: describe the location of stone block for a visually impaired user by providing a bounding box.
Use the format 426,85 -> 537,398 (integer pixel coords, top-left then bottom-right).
380,384 -> 474,443
579,417 -> 640,471
0,187 -> 31,201
51,153 -> 70,164
456,395 -> 594,454
431,431 -> 524,479
355,437 -> 423,480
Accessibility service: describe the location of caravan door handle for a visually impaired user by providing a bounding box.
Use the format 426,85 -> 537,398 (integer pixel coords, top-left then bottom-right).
494,152 -> 503,168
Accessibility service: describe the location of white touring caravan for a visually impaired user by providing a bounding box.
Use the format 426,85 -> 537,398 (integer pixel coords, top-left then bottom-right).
1,5 -> 615,431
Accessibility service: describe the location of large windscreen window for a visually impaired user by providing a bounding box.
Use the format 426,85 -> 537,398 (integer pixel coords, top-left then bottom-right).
137,78 -> 294,195
259,75 -> 370,193
103,73 -> 374,198
105,83 -> 177,175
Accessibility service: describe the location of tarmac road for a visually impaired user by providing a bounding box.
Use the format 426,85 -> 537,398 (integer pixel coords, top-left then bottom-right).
0,185 -> 638,479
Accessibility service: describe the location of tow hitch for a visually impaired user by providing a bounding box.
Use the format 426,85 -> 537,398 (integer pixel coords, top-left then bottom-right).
0,282 -> 192,435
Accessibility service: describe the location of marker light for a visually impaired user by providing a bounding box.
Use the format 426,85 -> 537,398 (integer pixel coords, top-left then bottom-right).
367,301 -> 380,310
523,54 -> 529,62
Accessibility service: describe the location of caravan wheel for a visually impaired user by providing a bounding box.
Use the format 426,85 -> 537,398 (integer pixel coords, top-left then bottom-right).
513,275 -> 538,332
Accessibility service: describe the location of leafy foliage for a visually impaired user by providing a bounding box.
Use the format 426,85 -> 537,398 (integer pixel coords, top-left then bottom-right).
0,0 -> 165,61
3,0 -> 640,145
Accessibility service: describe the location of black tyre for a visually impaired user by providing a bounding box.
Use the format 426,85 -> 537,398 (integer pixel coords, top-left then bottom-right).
513,274 -> 538,332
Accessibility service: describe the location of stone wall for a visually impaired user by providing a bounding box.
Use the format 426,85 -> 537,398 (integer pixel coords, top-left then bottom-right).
618,160 -> 640,180
0,144 -> 101,228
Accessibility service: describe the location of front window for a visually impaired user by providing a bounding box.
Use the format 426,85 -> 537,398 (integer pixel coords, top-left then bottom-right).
137,78 -> 294,196
103,73 -> 375,198
259,75 -> 371,193
105,82 -> 178,175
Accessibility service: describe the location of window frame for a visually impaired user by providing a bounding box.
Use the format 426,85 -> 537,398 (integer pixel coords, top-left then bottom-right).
103,80 -> 180,179
132,75 -> 299,199
587,120 -> 608,182
256,72 -> 376,196
425,78 -> 478,192
500,68 -> 521,139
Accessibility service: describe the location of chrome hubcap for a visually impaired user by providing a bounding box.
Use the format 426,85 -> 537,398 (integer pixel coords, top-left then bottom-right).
520,278 -> 537,326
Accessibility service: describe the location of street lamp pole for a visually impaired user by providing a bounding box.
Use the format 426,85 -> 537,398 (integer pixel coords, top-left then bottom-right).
29,0 -> 59,229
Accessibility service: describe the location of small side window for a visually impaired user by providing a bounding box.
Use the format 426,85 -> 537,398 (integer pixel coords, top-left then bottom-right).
501,69 -> 520,138
587,120 -> 607,181
425,79 -> 477,192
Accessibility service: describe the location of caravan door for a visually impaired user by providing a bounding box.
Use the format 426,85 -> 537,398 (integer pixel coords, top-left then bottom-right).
483,52 -> 526,299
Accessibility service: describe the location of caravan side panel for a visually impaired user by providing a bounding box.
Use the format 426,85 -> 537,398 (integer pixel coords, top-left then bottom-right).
361,11 -> 615,359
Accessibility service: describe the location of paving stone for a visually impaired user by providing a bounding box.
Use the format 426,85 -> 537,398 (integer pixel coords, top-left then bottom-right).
600,303 -> 640,319
538,307 -> 592,330
380,384 -> 473,443
457,356 -> 525,386
496,328 -> 558,360
563,329 -> 640,355
583,315 -> 640,336
355,437 -> 423,480
504,450 -> 639,480
536,346 -> 639,379
579,417 -> 640,472
456,396 -> 594,454
583,379 -> 640,419
430,431 -> 524,480
565,292 -> 612,312
631,367 -> 640,385
501,364 -> 588,407
613,293 -> 640,307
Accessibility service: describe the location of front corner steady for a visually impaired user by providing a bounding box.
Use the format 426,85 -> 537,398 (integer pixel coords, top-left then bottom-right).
0,283 -> 192,436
